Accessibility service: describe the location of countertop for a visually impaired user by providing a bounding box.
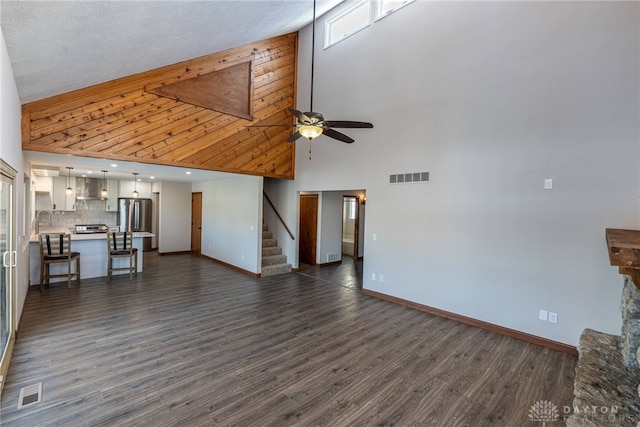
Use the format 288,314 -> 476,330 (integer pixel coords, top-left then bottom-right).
30,228 -> 154,243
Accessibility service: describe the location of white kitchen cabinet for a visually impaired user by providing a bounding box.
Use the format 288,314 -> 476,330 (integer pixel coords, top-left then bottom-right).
52,176 -> 76,211
105,180 -> 119,211
119,180 -> 151,199
34,176 -> 53,193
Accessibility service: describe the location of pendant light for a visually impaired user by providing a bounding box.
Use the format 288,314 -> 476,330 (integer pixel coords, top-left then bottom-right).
101,170 -> 108,198
132,173 -> 139,198
65,167 -> 73,195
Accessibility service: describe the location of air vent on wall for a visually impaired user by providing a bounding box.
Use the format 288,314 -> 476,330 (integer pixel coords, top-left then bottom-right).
389,172 -> 429,184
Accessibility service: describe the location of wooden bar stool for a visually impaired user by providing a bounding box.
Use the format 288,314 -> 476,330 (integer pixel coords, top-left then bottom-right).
107,231 -> 138,282
39,233 -> 81,290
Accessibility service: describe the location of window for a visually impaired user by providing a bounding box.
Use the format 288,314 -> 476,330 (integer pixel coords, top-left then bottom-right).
374,0 -> 415,21
324,0 -> 415,49
324,0 -> 371,49
344,197 -> 357,220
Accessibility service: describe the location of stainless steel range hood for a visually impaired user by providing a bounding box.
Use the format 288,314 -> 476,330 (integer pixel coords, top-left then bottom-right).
75,177 -> 106,200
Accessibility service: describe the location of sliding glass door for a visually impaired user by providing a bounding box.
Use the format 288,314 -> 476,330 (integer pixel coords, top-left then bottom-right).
0,160 -> 16,393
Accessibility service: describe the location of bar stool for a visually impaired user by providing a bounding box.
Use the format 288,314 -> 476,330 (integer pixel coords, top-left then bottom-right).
107,231 -> 138,282
39,233 -> 81,290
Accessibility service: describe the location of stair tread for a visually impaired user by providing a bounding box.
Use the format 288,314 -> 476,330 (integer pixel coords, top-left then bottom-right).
261,222 -> 289,276
261,263 -> 292,277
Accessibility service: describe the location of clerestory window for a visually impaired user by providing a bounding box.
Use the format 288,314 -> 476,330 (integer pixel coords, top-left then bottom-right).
324,0 -> 415,49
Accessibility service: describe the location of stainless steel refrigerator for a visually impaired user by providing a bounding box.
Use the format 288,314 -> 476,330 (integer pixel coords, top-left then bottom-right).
118,198 -> 153,251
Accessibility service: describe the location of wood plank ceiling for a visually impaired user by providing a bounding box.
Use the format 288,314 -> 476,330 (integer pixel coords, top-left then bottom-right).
21,33 -> 298,179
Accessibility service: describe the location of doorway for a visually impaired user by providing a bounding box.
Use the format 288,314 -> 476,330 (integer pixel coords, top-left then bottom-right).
152,192 -> 159,250
342,196 -> 359,261
0,160 -> 16,395
191,192 -> 202,255
299,194 -> 318,265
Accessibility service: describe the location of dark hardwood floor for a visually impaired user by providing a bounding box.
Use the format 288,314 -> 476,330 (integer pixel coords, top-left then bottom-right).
297,257 -> 363,290
0,253 -> 576,426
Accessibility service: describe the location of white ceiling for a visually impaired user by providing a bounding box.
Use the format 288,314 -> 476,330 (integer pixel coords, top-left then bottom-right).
1,0 -> 342,182
25,150 -> 238,183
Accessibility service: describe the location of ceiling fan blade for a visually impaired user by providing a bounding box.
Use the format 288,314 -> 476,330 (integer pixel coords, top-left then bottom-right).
288,108 -> 311,124
246,124 -> 296,128
323,128 -> 354,144
324,120 -> 374,129
287,131 -> 303,142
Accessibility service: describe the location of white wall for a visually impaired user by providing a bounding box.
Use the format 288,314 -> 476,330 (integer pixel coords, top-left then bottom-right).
193,175 -> 262,274
1,29 -> 28,325
263,183 -> 295,252
319,192 -> 342,264
269,1 -> 640,346
157,181 -> 191,253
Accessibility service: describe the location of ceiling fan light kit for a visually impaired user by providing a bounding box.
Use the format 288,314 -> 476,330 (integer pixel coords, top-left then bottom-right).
299,125 -> 323,140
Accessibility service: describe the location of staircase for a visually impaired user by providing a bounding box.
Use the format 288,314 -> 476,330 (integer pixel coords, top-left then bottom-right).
261,223 -> 292,277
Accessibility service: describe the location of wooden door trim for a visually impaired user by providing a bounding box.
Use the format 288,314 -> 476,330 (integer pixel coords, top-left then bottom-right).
191,192 -> 203,256
299,194 -> 318,266
353,197 -> 360,261
342,195 -> 360,261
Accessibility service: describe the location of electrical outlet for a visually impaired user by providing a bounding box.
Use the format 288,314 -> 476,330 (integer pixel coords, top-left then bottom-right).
379,275 -> 384,282
548,312 -> 558,324
544,178 -> 553,190
539,309 -> 548,321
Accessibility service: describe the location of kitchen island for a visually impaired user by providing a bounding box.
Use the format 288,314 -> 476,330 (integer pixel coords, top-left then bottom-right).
29,229 -> 154,286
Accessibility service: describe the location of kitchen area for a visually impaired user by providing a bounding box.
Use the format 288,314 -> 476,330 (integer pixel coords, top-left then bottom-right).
29,167 -> 156,285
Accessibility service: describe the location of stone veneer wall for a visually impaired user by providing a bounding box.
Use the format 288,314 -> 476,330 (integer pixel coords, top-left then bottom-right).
567,277 -> 640,426
622,279 -> 640,371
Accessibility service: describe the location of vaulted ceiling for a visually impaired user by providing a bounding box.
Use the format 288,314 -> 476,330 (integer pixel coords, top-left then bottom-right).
1,0 -> 344,181
1,0 -> 342,103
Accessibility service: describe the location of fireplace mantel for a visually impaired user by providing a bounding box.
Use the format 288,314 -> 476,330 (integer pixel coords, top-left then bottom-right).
606,228 -> 640,289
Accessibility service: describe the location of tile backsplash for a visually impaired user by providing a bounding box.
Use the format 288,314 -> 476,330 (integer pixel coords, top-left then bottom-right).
46,210 -> 118,228
36,199 -> 118,228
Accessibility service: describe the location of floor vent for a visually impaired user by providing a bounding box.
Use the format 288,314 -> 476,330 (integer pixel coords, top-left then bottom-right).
327,253 -> 340,262
17,383 -> 42,409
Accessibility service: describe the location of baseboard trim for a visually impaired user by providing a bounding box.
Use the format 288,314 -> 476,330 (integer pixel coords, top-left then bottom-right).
318,260 -> 342,267
201,255 -> 260,278
361,289 -> 578,357
158,250 -> 191,256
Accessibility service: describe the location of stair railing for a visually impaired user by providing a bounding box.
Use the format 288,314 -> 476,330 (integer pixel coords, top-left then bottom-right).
263,191 -> 295,240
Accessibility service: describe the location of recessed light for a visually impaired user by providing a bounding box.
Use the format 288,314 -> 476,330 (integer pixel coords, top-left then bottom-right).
150,176 -> 155,180
186,171 -> 192,175
111,164 -> 118,168
86,171 -> 93,174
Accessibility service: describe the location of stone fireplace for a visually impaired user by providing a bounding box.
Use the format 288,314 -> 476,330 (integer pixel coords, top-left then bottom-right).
566,229 -> 640,426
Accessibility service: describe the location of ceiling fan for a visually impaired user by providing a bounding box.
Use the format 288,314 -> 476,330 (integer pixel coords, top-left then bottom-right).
249,0 -> 373,146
